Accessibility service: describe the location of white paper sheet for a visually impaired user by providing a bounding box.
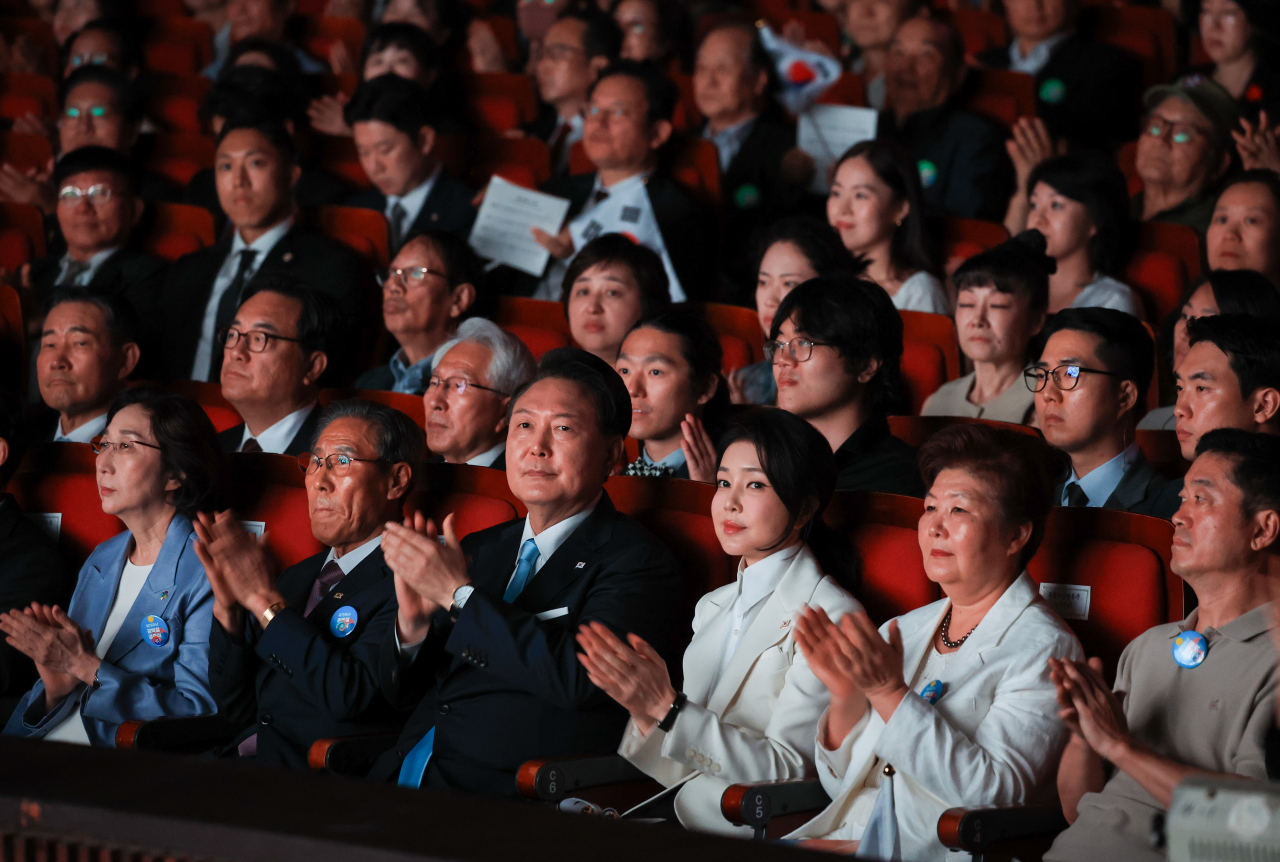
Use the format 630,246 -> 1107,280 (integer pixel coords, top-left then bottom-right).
566,180 -> 686,302
468,176 -> 572,276
797,104 -> 879,195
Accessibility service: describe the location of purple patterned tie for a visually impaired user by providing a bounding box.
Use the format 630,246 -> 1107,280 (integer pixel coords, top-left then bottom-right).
304,560 -> 346,616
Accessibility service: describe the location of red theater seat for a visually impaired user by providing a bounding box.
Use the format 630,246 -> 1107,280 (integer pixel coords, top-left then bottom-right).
1124,249 -> 1185,324
963,69 -> 1036,130
0,131 -> 51,174
826,491 -> 937,625
144,17 -> 215,76
144,133 -> 215,189
298,17 -> 365,67
942,216 -> 1009,264
0,19 -> 59,76
495,296 -> 568,333
10,443 -> 124,569
887,415 -> 1043,449
305,205 -> 390,270
319,388 -> 425,430
945,7 -> 1007,56
472,73 -> 538,126
0,283 -> 25,394
143,202 -> 216,262
227,453 -> 324,571
462,135 -> 551,189
317,136 -> 368,190
0,73 -> 55,118
476,95 -> 520,133
0,201 -> 45,270
815,72 -> 867,108
1136,221 -> 1201,285
1136,429 -> 1186,479
501,324 -> 571,360
900,340 -> 947,415
412,462 -> 526,528
696,302 -> 765,366
167,380 -> 242,432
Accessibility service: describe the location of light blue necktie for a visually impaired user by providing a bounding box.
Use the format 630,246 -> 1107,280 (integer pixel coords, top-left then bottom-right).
397,726 -> 434,788
503,538 -> 541,603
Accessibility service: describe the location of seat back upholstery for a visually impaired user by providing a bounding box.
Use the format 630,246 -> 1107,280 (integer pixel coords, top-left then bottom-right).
887,416 -> 1043,449
10,443 -> 123,570
826,491 -> 938,625
227,453 -> 324,571
319,388 -> 426,431
143,201 -> 217,262
411,462 -> 526,536
0,283 -> 25,393
166,379 -> 243,432
304,205 -> 390,270
1136,429 -> 1186,478
502,324 -> 571,360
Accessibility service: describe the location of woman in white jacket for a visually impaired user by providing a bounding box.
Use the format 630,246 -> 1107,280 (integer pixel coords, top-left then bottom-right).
790,424 -> 1084,861
576,407 -> 862,836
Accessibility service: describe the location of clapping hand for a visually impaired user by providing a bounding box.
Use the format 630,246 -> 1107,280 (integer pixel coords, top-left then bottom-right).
797,606 -> 906,725
0,603 -> 98,708
194,511 -> 279,623
680,414 -> 718,483
576,620 -> 676,735
382,512 -> 469,637
1006,117 -> 1058,193
1233,112 -> 1280,173
1049,657 -> 1129,761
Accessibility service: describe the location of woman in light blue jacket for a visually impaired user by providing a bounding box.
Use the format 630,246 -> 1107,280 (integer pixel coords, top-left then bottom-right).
2,388 -> 227,745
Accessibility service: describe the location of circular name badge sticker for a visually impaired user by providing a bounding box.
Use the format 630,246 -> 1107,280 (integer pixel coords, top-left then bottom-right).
1172,630 -> 1207,669
331,605 -> 359,638
141,614 -> 169,647
1039,78 -> 1067,104
920,680 -> 944,704
917,160 -> 938,188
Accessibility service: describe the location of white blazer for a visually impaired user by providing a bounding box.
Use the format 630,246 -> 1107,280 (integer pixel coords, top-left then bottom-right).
618,544 -> 862,837
787,572 -> 1084,862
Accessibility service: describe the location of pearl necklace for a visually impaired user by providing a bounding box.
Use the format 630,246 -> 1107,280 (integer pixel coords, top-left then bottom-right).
940,606 -> 978,649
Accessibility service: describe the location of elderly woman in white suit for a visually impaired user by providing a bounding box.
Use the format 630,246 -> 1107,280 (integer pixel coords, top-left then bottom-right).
576,407 -> 861,836
790,424 -> 1085,861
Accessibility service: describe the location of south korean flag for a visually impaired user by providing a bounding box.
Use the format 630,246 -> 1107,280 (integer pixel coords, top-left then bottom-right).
757,23 -> 842,115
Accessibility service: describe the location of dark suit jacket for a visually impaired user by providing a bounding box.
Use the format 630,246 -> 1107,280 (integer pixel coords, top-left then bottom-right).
977,34 -> 1141,151
156,224 -> 378,381
208,546 -> 402,769
835,414 -> 926,497
0,495 -> 72,719
216,403 -> 323,456
425,450 -> 507,471
1055,451 -> 1182,520
346,172 -> 477,253
366,492 -> 682,794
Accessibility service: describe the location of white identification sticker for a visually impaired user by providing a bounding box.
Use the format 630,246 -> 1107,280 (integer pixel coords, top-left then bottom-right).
1039,583 -> 1091,621
241,520 -> 266,537
29,512 -> 61,541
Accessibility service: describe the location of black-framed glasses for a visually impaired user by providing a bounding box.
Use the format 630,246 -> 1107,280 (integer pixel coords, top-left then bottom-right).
58,184 -> 115,206
91,436 -> 161,455
426,376 -> 509,397
219,327 -> 303,353
764,337 -> 830,364
385,266 -> 449,285
1024,364 -> 1122,393
297,452 -> 386,476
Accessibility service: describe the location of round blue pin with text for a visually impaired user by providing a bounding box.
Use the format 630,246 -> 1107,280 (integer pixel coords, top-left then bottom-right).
331,606 -> 358,638
1172,631 -> 1207,668
917,160 -> 938,188
920,680 -> 944,704
141,615 -> 169,647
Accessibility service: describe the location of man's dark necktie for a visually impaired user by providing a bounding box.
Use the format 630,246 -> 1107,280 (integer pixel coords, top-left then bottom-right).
548,122 -> 571,172
1065,483 -> 1090,507
304,560 -> 346,616
240,437 -> 262,453
593,189 -> 609,205
387,200 -> 407,252
209,249 -> 258,382
57,258 -> 90,287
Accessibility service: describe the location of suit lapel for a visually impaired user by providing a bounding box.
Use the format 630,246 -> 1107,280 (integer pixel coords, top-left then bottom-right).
900,601 -> 949,693
104,515 -> 192,663
469,522 -> 524,598
682,587 -> 733,707
514,493 -> 617,611
307,546 -> 390,621
1105,451 -> 1156,511
286,405 -> 323,456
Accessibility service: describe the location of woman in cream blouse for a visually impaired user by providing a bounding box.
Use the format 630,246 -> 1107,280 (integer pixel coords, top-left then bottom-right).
790,425 -> 1083,860
576,407 -> 861,836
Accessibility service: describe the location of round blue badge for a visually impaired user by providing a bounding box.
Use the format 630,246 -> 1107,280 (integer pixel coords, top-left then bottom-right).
1172,630 -> 1207,668
141,615 -> 169,647
330,605 -> 358,638
920,679 -> 944,705
917,160 -> 938,188
1039,78 -> 1067,104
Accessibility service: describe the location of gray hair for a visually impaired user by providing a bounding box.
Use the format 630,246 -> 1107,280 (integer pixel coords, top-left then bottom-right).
432,317 -> 536,397
312,398 -> 426,470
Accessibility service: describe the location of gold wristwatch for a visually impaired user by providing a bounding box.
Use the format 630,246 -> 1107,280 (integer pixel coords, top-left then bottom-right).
258,601 -> 287,630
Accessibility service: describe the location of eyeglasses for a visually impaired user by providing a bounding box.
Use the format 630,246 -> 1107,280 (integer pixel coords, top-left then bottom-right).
1144,113 -> 1210,146
58,184 -> 115,206
219,327 -> 303,353
541,42 -> 585,62
63,104 -> 113,120
426,376 -> 509,397
91,436 -> 161,455
764,337 -> 830,364
1023,364 -> 1123,392
297,452 -> 386,476
68,52 -> 111,68
586,104 -> 640,122
385,266 -> 449,285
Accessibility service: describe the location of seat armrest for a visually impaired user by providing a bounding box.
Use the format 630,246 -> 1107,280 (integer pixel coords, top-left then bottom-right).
937,804 -> 1068,851
721,778 -> 831,839
116,715 -> 241,752
308,733 -> 399,775
515,754 -> 648,802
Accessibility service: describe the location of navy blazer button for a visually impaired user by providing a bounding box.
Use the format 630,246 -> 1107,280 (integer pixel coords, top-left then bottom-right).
261,714 -> 274,725
439,704 -> 450,715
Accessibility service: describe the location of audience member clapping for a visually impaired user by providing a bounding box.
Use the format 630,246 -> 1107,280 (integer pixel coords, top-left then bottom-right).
788,425 -> 1082,859
581,407 -> 861,835
2,388 -> 225,746
560,233 -> 670,365
1044,429 -> 1280,862
1205,169 -> 1280,286
923,231 -> 1048,424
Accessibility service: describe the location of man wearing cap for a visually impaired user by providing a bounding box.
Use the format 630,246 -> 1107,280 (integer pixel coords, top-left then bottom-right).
1132,75 -> 1239,234
1043,428 -> 1280,862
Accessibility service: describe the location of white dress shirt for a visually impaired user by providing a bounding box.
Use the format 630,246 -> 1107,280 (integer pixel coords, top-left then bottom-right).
324,533 -> 383,572
465,441 -> 505,467
708,542 -> 800,694
892,271 -> 950,315
386,164 -> 440,236
54,412 -> 108,443
1061,442 -> 1139,508
702,114 -> 756,172
57,247 -> 119,287
238,402 -> 316,454
191,216 -> 295,382
1072,274 -> 1144,319
1008,31 -> 1070,75
534,172 -> 650,300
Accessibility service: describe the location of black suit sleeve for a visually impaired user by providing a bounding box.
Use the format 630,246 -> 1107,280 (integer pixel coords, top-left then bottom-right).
207,616 -> 262,729
0,521 -> 71,698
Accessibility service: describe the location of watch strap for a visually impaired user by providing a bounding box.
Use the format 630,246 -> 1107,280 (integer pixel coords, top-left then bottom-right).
258,601 -> 287,630
657,691 -> 687,732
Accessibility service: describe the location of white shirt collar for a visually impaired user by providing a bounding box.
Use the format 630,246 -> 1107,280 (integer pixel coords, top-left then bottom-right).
518,492 -> 601,576
592,170 -> 649,195
386,163 -> 441,231
62,246 -> 119,285
465,441 -> 505,467
1009,30 -> 1071,75
640,444 -> 686,470
733,541 -> 801,611
1065,441 -> 1139,508
55,411 -> 108,443
240,401 -> 316,454
231,215 -> 294,259
323,533 -> 383,574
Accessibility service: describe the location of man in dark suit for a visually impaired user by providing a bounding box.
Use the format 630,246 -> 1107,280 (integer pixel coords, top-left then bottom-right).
693,21 -> 798,299
157,118 -> 377,384
345,74 -> 476,254
976,0 -> 1141,151
214,278 -> 336,456
0,388 -> 72,722
1032,308 -> 1181,519
526,8 -> 622,177
529,60 -> 717,303
367,348 -> 681,795
196,400 -> 423,769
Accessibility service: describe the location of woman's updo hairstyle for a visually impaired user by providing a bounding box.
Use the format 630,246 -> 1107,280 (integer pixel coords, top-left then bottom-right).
918,424 -> 1068,569
104,387 -> 228,518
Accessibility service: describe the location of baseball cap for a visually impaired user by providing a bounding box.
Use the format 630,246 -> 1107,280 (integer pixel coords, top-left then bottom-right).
1143,74 -> 1240,149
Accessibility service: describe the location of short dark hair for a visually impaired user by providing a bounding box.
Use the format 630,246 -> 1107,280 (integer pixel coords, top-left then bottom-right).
0,387 -> 25,487
832,140 -> 941,279
511,346 -> 632,438
223,37 -> 303,81
67,17 -> 142,73
770,275 -> 905,414
44,288 -> 139,348
753,215 -> 865,281
344,73 -> 437,137
204,63 -> 303,127
627,306 -> 724,409
240,275 -> 340,356
953,229 -> 1054,316
590,59 -> 678,124
216,116 -> 297,164
52,144 -> 137,195
105,387 -> 228,518
1186,314 -> 1280,400
1189,270 -> 1280,321
363,22 -> 440,73
1027,152 -> 1135,275
399,229 -> 488,319
62,64 -> 141,124
918,424 -> 1068,568
559,7 -> 623,60
1039,306 -> 1155,410
314,398 -> 426,484
1196,428 -> 1280,547
561,233 -> 672,318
